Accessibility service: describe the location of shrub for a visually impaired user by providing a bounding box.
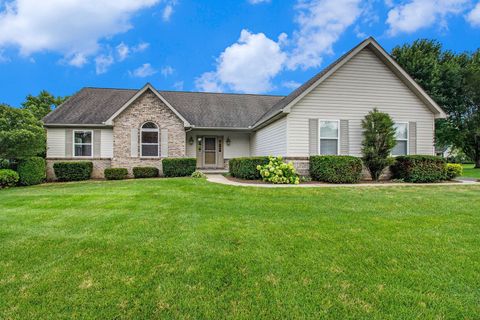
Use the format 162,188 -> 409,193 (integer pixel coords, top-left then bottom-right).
17,157 -> 46,186
257,156 -> 299,184
0,169 -> 19,188
310,156 -> 363,184
361,109 -> 397,181
0,158 -> 10,169
53,161 -> 93,181
104,168 -> 128,180
162,158 -> 196,177
191,171 -> 206,178
133,166 -> 159,179
229,156 -> 269,180
391,155 -> 446,183
445,163 -> 463,180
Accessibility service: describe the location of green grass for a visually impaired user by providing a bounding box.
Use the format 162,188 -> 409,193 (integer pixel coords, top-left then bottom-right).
462,164 -> 480,179
1,179 -> 479,319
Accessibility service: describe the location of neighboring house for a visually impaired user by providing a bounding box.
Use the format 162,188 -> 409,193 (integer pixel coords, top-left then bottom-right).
43,37 -> 446,179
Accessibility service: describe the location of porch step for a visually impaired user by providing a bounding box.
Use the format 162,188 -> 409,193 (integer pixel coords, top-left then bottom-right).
198,169 -> 229,174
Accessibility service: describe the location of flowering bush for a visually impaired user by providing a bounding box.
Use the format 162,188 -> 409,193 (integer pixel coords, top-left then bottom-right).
256,156 -> 299,184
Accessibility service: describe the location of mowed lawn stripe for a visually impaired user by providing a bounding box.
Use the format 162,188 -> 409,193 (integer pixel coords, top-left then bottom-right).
0,179 -> 479,319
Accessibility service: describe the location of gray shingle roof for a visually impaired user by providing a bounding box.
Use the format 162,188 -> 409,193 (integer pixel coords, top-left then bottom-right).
43,87 -> 284,128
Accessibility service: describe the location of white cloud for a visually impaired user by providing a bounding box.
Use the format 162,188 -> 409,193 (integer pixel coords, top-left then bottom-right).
115,41 -> 149,61
196,29 -> 287,93
161,65 -> 174,77
162,1 -> 178,22
248,0 -> 271,4
0,49 -> 10,63
0,0 -> 159,66
286,0 -> 363,70
95,54 -> 114,75
116,42 -> 130,62
130,63 -> 157,78
282,80 -> 301,89
386,0 -> 470,35
173,81 -> 184,90
467,2 -> 480,27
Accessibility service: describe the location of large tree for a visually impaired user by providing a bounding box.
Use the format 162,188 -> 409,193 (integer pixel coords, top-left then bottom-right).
21,90 -> 68,120
392,40 -> 480,167
0,104 -> 45,160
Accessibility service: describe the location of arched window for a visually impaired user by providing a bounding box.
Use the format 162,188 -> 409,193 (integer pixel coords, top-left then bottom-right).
141,122 -> 159,157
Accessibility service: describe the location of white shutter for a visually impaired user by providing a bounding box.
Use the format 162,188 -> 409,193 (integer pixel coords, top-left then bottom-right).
161,129 -> 168,157
131,128 -> 138,157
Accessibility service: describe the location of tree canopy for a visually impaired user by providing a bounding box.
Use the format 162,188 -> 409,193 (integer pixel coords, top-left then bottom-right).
0,104 -> 45,159
391,39 -> 480,167
21,90 -> 68,120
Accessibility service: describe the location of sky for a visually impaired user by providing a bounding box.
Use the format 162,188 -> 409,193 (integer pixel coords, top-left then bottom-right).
0,0 -> 479,107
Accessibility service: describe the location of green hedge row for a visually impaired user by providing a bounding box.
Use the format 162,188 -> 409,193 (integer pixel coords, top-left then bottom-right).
162,158 -> 196,177
391,155 -> 446,183
53,162 -> 93,181
310,156 -> 363,184
133,166 -> 159,178
229,157 -> 269,180
104,168 -> 128,180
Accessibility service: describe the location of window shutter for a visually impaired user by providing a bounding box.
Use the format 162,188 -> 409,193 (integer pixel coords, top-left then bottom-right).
131,128 -> 138,157
65,129 -> 73,157
340,120 -> 349,155
161,128 -> 169,157
309,119 -> 318,156
93,129 -> 101,158
409,122 -> 417,155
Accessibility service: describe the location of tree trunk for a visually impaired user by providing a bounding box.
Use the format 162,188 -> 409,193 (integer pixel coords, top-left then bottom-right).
475,158 -> 480,169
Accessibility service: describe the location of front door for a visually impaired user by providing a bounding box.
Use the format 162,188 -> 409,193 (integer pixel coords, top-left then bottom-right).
203,137 -> 217,167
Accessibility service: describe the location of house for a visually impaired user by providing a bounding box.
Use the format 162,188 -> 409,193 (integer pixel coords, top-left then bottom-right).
43,37 -> 446,179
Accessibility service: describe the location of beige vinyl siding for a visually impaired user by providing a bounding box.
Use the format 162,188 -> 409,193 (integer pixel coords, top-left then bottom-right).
186,130 -> 251,159
46,128 -> 66,158
287,47 -> 435,157
100,129 -> 113,158
251,116 -> 287,156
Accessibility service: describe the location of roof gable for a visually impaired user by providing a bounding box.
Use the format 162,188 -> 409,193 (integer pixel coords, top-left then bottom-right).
253,37 -> 446,128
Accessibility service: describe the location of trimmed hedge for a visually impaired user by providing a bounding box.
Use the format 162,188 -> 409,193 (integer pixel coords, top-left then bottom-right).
310,156 -> 363,184
0,169 -> 19,188
17,157 -> 46,186
162,158 -> 196,177
104,168 -> 128,180
133,166 -> 159,179
53,161 -> 93,181
445,163 -> 463,180
391,155 -> 446,183
229,157 -> 269,180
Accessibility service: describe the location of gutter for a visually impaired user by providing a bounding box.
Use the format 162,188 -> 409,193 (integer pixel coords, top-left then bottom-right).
44,123 -> 112,128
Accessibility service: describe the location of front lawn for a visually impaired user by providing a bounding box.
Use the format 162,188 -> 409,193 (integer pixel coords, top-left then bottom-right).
462,163 -> 480,179
1,179 -> 479,319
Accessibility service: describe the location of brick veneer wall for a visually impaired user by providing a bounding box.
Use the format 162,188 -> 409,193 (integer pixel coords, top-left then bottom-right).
111,90 -> 186,176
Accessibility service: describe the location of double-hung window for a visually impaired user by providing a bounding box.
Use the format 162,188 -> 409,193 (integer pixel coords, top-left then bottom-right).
392,122 -> 408,156
74,131 -> 93,157
319,120 -> 339,155
141,122 -> 159,157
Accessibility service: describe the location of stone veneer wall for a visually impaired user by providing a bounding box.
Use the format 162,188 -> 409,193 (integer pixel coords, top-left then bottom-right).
46,159 -> 111,180
111,90 -> 186,177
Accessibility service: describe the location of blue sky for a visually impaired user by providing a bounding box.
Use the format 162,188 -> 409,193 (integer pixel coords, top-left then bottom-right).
0,0 -> 479,107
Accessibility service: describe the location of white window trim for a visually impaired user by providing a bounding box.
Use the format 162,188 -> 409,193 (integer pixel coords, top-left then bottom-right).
140,123 -> 160,158
73,130 -> 93,158
392,122 -> 409,156
318,119 -> 340,156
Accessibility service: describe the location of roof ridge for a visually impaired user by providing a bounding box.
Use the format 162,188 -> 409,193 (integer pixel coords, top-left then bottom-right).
83,86 -> 138,91
159,89 -> 285,97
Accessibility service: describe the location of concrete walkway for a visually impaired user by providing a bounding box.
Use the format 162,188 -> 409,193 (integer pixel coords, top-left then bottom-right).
206,174 -> 480,188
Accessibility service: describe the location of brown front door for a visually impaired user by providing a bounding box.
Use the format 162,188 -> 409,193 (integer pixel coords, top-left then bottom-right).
203,137 -> 217,167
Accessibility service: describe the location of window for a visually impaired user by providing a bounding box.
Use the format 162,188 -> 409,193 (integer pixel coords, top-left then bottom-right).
74,131 -> 92,157
392,122 -> 408,156
319,120 -> 339,155
141,122 -> 159,157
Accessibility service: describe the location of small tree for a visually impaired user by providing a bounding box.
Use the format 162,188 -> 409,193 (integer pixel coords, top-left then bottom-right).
361,108 -> 396,181
0,104 -> 45,160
